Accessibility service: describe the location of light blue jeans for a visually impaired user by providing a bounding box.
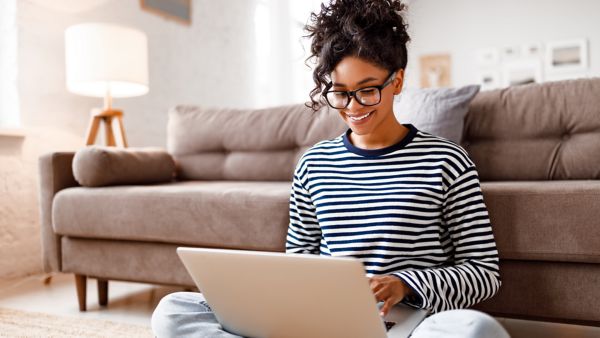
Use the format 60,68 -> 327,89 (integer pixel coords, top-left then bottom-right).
151,292 -> 510,338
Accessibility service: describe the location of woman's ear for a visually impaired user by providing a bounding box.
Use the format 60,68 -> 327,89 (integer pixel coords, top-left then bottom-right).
393,69 -> 404,95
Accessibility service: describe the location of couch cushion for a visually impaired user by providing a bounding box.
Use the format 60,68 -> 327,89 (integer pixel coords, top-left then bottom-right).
482,180 -> 600,263
72,146 -> 176,187
54,180 -> 600,264
167,104 -> 346,181
463,77 -> 600,181
394,84 -> 480,143
53,181 -> 292,251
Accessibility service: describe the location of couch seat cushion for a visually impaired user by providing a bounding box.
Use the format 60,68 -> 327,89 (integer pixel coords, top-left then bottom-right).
482,180 -> 600,263
53,181 -> 292,251
53,180 -> 600,263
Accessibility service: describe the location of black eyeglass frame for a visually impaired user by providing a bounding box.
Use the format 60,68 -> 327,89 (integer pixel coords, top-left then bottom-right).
323,71 -> 397,109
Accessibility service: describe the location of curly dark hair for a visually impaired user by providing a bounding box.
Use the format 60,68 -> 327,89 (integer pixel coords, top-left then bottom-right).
305,0 -> 410,111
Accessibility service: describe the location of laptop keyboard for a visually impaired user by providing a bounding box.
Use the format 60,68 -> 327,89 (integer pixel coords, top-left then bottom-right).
384,321 -> 396,331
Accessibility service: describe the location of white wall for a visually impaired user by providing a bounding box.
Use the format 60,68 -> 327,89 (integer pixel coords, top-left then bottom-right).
404,0 -> 600,88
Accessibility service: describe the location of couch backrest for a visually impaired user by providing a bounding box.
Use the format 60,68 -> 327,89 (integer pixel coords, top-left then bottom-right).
169,78 -> 600,182
167,104 -> 346,181
463,77 -> 600,181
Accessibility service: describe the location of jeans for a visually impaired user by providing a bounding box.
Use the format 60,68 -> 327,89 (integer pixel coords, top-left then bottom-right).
151,292 -> 510,338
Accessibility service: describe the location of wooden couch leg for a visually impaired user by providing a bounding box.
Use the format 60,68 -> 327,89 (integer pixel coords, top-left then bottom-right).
74,274 -> 87,311
98,279 -> 108,307
42,274 -> 53,285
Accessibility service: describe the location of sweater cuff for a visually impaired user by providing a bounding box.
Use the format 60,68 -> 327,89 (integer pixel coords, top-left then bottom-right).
393,272 -> 426,309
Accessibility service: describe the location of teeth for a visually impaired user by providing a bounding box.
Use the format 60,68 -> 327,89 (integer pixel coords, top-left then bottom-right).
347,111 -> 372,121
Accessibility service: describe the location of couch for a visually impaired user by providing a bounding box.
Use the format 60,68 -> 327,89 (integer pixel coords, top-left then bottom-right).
39,78 -> 600,325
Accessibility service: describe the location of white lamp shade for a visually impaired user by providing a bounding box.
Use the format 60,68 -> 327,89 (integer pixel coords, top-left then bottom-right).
65,23 -> 149,98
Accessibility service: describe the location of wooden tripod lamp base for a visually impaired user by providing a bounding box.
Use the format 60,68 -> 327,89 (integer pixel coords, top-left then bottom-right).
85,108 -> 128,147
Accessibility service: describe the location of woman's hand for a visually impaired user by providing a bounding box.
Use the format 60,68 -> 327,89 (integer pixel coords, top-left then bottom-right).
368,275 -> 412,317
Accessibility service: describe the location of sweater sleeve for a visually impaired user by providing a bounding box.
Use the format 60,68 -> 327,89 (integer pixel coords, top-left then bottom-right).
285,168 -> 321,255
393,166 -> 501,313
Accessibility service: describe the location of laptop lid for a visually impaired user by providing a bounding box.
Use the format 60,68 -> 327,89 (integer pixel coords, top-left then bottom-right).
177,247 -> 426,338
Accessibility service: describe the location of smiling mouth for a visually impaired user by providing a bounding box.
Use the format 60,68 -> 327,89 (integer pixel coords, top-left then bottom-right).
346,110 -> 374,122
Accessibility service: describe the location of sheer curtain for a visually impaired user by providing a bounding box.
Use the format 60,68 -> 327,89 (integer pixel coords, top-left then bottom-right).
0,0 -> 19,128
253,0 -> 326,108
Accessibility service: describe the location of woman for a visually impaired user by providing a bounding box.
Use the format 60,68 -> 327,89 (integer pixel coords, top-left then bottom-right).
152,1 -> 507,337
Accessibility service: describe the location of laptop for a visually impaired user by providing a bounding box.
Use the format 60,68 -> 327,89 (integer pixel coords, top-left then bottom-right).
177,247 -> 428,338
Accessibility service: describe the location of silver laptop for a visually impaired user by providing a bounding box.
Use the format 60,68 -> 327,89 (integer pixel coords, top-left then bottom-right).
177,247 -> 428,338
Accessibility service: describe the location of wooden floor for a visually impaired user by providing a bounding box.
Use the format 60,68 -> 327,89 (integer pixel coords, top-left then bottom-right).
0,273 -> 598,337
0,273 -> 180,327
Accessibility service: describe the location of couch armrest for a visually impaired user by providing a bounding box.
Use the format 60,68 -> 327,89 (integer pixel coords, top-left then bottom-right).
38,152 -> 79,272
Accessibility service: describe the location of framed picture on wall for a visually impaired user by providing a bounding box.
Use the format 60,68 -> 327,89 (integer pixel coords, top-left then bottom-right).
419,54 -> 452,88
140,0 -> 192,25
521,42 -> 543,58
478,69 -> 501,91
545,38 -> 588,74
476,48 -> 500,67
500,45 -> 521,62
502,59 -> 543,87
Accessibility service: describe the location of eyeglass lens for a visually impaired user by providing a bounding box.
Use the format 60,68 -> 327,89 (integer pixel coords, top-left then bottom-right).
326,88 -> 381,108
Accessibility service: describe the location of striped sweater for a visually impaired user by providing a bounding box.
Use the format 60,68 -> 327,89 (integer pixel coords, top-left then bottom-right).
285,124 -> 501,313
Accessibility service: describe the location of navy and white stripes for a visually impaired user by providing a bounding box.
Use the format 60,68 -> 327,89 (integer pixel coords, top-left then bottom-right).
286,124 -> 501,313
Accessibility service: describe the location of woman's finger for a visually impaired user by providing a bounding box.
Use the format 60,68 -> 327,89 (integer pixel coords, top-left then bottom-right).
374,288 -> 389,302
380,295 -> 403,317
380,298 -> 394,317
370,280 -> 384,293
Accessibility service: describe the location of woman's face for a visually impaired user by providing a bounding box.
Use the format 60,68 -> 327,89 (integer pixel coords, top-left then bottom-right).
329,56 -> 404,136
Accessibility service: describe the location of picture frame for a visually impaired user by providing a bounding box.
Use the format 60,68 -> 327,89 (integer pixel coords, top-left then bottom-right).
140,0 -> 192,25
476,48 -> 500,67
502,59 -> 543,87
419,54 -> 452,88
545,38 -> 588,74
478,69 -> 501,91
521,42 -> 543,58
500,45 -> 521,62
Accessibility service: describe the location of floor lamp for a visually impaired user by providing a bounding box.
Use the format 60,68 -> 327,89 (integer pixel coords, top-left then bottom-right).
65,23 -> 149,147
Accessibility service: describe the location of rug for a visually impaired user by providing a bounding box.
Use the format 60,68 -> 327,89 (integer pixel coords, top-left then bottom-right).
0,307 -> 153,337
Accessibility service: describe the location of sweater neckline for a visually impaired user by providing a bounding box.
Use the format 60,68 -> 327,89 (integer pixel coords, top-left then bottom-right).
342,124 -> 418,157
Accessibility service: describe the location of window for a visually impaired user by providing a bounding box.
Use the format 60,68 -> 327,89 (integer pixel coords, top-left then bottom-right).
288,0 -> 325,105
253,0 -> 327,108
254,0 -> 272,107
0,0 -> 20,128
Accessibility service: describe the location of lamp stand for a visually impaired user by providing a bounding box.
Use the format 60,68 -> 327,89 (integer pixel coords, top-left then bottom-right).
85,108 -> 128,147
85,89 -> 128,147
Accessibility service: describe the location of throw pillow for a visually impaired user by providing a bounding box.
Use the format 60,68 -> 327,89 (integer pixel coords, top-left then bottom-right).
72,146 -> 176,187
393,85 -> 481,143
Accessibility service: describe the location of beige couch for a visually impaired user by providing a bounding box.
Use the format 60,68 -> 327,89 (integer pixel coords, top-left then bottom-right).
39,78 -> 600,325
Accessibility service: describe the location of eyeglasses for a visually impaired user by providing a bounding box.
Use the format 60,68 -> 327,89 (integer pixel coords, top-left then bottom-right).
323,72 -> 396,109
